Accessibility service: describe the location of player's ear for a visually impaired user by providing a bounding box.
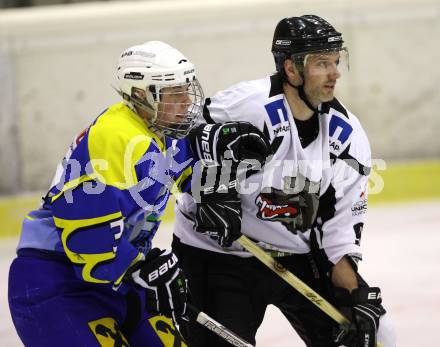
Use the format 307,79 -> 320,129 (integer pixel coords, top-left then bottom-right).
284,59 -> 301,81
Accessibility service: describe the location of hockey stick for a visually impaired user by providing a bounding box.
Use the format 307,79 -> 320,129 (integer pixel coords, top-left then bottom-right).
236,235 -> 383,347
186,303 -> 254,347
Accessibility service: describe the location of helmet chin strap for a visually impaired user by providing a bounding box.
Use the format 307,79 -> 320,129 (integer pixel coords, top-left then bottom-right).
285,79 -> 317,112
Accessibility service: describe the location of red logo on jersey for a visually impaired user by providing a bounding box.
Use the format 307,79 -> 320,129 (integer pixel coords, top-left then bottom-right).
255,195 -> 298,219
255,189 -> 304,233
255,184 -> 319,234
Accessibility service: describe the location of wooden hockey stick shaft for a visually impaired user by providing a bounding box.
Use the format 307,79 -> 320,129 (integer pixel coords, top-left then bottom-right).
186,303 -> 254,347
237,235 -> 383,347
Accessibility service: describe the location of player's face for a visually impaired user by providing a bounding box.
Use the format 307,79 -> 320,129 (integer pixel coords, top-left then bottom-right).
303,52 -> 342,104
156,85 -> 192,129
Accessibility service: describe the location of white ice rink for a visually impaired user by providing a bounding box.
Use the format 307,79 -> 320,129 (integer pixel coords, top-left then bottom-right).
1,201 -> 439,346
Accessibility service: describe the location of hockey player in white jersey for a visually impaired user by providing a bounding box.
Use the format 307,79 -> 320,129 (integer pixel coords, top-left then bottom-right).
173,15 -> 396,347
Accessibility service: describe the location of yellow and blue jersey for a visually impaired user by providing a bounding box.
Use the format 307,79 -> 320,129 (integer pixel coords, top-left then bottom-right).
17,102 -> 193,288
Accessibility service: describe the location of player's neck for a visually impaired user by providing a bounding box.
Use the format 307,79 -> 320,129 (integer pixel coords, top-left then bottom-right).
283,83 -> 315,121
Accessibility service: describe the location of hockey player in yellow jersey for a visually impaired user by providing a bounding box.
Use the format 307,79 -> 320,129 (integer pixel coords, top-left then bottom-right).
8,40 -> 271,347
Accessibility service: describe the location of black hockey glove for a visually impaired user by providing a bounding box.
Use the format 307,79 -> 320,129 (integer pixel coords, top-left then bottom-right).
333,287 -> 386,347
188,121 -> 272,168
130,248 -> 188,321
194,192 -> 242,248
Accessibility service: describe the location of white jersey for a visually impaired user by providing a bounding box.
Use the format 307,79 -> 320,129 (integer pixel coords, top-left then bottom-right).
174,74 -> 371,265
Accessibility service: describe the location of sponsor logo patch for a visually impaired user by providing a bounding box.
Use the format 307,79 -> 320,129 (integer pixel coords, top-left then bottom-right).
124,72 -> 144,80
328,36 -> 342,42
273,125 -> 291,135
351,199 -> 367,216
275,39 -> 291,46
121,50 -> 133,58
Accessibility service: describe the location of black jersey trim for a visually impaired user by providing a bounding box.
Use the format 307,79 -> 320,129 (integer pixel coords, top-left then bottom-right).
270,136 -> 284,153
269,74 -> 284,98
263,121 -> 284,153
317,183 -> 337,223
310,182 -> 337,274
320,98 -> 349,119
330,145 -> 371,176
202,98 -> 216,124
263,121 -> 270,140
339,145 -> 371,176
294,112 -> 319,148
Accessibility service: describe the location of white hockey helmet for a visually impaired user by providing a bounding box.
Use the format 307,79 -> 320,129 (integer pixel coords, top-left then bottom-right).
115,41 -> 204,139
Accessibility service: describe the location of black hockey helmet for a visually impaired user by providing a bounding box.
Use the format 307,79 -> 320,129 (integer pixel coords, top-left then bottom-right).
272,15 -> 344,74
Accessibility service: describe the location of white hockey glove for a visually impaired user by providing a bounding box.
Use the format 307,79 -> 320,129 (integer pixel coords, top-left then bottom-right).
130,248 -> 188,321
195,192 -> 242,248
188,121 -> 272,168
333,287 -> 386,347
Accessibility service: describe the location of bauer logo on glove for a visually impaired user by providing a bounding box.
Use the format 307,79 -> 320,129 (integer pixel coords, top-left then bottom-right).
188,121 -> 272,168
147,252 -> 178,282
129,248 -> 188,320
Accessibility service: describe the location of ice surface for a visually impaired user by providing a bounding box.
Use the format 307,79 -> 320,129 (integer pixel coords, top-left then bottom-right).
2,201 -> 439,346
